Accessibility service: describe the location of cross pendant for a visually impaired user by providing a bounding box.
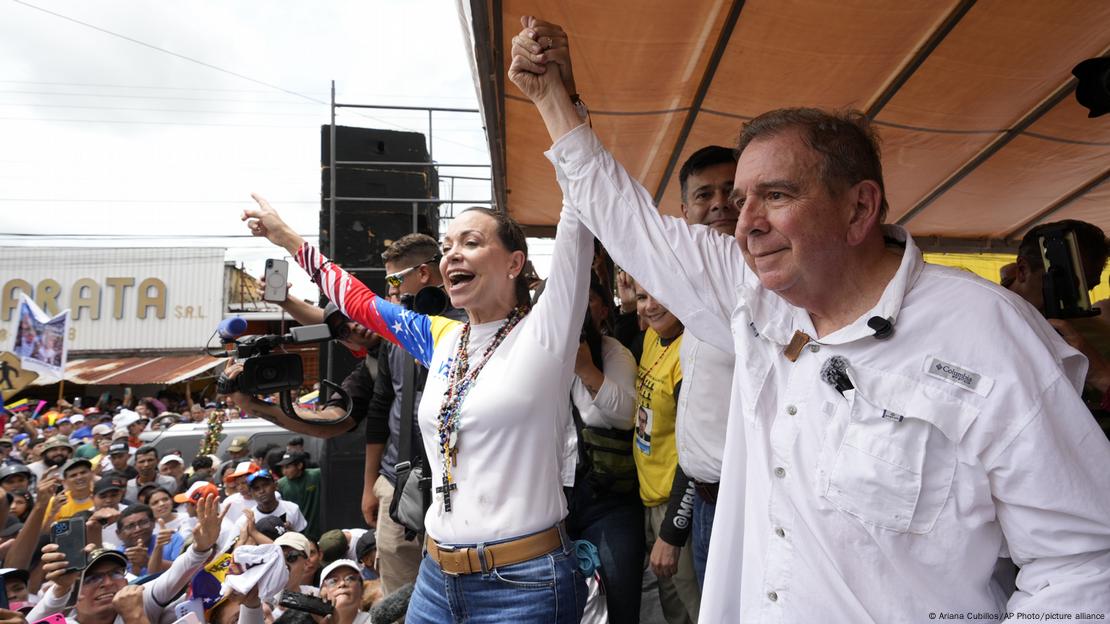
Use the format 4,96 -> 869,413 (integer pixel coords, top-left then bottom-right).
436,474 -> 458,512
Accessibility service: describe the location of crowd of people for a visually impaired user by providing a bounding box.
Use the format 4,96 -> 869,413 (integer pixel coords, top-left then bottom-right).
0,401 -> 386,623
2,13 -> 1109,624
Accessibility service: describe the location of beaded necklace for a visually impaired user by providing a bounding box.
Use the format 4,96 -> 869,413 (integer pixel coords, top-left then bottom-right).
434,305 -> 527,512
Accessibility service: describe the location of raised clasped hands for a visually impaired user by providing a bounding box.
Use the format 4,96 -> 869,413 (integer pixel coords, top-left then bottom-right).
508,16 -> 576,103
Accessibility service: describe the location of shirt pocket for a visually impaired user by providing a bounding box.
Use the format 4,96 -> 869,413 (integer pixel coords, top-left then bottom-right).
823,367 -> 971,534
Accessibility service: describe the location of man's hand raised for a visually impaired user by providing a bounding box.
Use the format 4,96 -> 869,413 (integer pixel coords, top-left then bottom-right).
242,194 -> 304,255
509,16 -> 588,142
509,16 -> 576,101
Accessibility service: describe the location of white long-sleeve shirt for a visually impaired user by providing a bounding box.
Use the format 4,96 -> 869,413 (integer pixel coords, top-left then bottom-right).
563,335 -> 639,485
295,193 -> 593,545
676,331 -> 734,484
28,544 -> 213,624
550,123 -> 1110,622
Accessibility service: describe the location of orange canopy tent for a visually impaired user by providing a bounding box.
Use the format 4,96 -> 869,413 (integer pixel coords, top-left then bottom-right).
460,0 -> 1110,255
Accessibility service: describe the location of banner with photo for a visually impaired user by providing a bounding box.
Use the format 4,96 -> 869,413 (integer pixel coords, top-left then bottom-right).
11,293 -> 70,376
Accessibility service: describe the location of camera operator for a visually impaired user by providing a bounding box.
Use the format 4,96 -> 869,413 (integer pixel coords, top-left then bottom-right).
1006,220 -> 1110,423
223,293 -> 381,439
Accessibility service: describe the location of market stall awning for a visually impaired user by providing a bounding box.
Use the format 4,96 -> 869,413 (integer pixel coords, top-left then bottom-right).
462,0 -> 1110,250
32,354 -> 222,386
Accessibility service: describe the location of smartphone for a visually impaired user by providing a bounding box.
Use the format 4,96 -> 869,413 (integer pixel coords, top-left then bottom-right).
263,259 -> 289,303
51,520 -> 88,572
31,616 -> 67,624
279,591 -> 334,616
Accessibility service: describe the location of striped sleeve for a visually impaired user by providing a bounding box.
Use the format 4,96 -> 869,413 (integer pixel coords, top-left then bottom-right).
294,242 -> 458,368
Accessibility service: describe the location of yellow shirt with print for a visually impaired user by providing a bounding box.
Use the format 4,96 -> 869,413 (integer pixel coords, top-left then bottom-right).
633,328 -> 683,507
56,492 -> 94,519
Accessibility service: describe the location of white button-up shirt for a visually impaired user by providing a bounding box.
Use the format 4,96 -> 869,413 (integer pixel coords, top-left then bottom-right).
549,124 -> 1110,622
676,331 -> 734,484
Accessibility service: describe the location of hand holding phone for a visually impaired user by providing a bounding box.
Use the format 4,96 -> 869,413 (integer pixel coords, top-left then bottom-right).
50,520 -> 87,573
263,259 -> 290,303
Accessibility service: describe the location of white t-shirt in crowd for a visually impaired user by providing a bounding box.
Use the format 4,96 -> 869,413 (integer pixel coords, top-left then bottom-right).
235,499 -> 307,533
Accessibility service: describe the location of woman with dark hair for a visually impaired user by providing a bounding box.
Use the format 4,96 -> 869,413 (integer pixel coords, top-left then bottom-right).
241,192 -> 593,623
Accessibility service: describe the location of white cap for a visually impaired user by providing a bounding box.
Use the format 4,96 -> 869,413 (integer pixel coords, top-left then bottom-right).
158,455 -> 183,467
274,531 -> 313,555
91,424 -> 113,436
69,414 -> 85,424
320,559 -> 361,585
113,410 -> 140,428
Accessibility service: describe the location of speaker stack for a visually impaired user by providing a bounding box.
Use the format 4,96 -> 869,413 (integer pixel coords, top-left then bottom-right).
318,124 -> 440,375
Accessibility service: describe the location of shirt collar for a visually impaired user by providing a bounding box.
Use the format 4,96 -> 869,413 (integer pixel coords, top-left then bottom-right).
746,225 -> 925,347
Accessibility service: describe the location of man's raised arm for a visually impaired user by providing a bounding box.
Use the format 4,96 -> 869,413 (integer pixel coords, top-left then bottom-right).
509,16 -> 743,350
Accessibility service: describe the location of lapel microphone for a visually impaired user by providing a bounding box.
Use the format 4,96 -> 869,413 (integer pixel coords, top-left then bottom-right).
820,355 -> 854,397
868,316 -> 894,340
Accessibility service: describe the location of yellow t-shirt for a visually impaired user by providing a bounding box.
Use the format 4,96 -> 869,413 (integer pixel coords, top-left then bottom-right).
633,328 -> 683,507
56,492 -> 94,519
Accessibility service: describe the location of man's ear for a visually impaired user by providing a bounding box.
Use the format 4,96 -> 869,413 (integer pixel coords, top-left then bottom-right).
845,180 -> 883,246
680,202 -> 689,219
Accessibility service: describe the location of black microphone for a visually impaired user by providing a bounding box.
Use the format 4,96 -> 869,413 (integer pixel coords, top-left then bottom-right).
820,356 -> 854,397
867,316 -> 894,340
369,582 -> 415,624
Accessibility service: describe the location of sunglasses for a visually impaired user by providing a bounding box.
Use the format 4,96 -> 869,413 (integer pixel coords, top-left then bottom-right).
322,574 -> 361,588
384,255 -> 442,288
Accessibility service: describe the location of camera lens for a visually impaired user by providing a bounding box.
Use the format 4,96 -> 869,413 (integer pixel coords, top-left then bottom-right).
261,366 -> 279,382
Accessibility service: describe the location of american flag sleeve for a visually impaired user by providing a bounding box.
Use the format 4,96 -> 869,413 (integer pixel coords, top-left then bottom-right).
294,241 -> 441,368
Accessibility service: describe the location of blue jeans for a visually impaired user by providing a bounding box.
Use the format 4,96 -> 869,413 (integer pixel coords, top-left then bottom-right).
566,483 -> 645,624
692,495 -> 716,589
407,545 -> 586,624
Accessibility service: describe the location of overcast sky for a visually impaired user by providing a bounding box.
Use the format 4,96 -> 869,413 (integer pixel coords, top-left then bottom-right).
0,0 -> 541,300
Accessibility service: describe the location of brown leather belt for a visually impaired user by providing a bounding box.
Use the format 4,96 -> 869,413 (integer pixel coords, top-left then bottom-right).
694,481 -> 719,504
425,526 -> 564,576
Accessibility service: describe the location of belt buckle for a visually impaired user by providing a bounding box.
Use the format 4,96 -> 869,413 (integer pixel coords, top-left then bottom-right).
434,543 -> 468,576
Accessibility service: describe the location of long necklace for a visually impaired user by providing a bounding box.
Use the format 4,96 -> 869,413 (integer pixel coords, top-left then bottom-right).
434,306 -> 527,512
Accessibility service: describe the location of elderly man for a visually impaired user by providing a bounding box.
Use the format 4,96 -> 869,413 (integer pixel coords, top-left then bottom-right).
31,491 -> 222,623
509,17 -> 1110,621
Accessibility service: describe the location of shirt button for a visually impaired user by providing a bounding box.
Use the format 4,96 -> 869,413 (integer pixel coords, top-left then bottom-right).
785,405 -> 797,416
774,467 -> 786,478
774,527 -> 785,538
809,343 -> 820,353
768,591 -> 779,602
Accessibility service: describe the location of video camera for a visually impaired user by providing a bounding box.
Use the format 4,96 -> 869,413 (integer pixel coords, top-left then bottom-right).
214,317 -> 352,423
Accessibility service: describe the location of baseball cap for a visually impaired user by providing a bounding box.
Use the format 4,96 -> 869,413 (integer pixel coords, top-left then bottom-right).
174,481 -> 219,504
0,438 -> 13,447
0,515 -> 23,538
227,461 -> 259,480
60,457 -> 92,476
11,433 -> 28,446
274,531 -> 312,555
70,414 -> 85,424
355,529 -> 377,561
320,559 -> 361,585
0,464 -> 30,482
0,568 -> 30,585
255,515 -> 287,540
42,435 -> 73,453
108,440 -> 130,456
158,455 -> 184,468
79,549 -> 127,587
56,417 -> 71,426
246,469 -> 274,485
94,475 -> 126,495
318,529 -> 348,564
113,409 -> 141,429
227,437 -> 249,453
276,452 -> 307,467
91,424 -> 113,437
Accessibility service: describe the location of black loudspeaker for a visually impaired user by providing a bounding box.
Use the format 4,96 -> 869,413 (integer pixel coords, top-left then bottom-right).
317,125 -> 441,429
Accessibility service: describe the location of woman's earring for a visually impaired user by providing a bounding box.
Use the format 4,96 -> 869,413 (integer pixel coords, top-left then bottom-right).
508,273 -> 515,280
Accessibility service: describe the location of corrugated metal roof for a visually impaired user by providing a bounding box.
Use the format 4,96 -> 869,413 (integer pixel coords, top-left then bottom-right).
32,354 -> 223,386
